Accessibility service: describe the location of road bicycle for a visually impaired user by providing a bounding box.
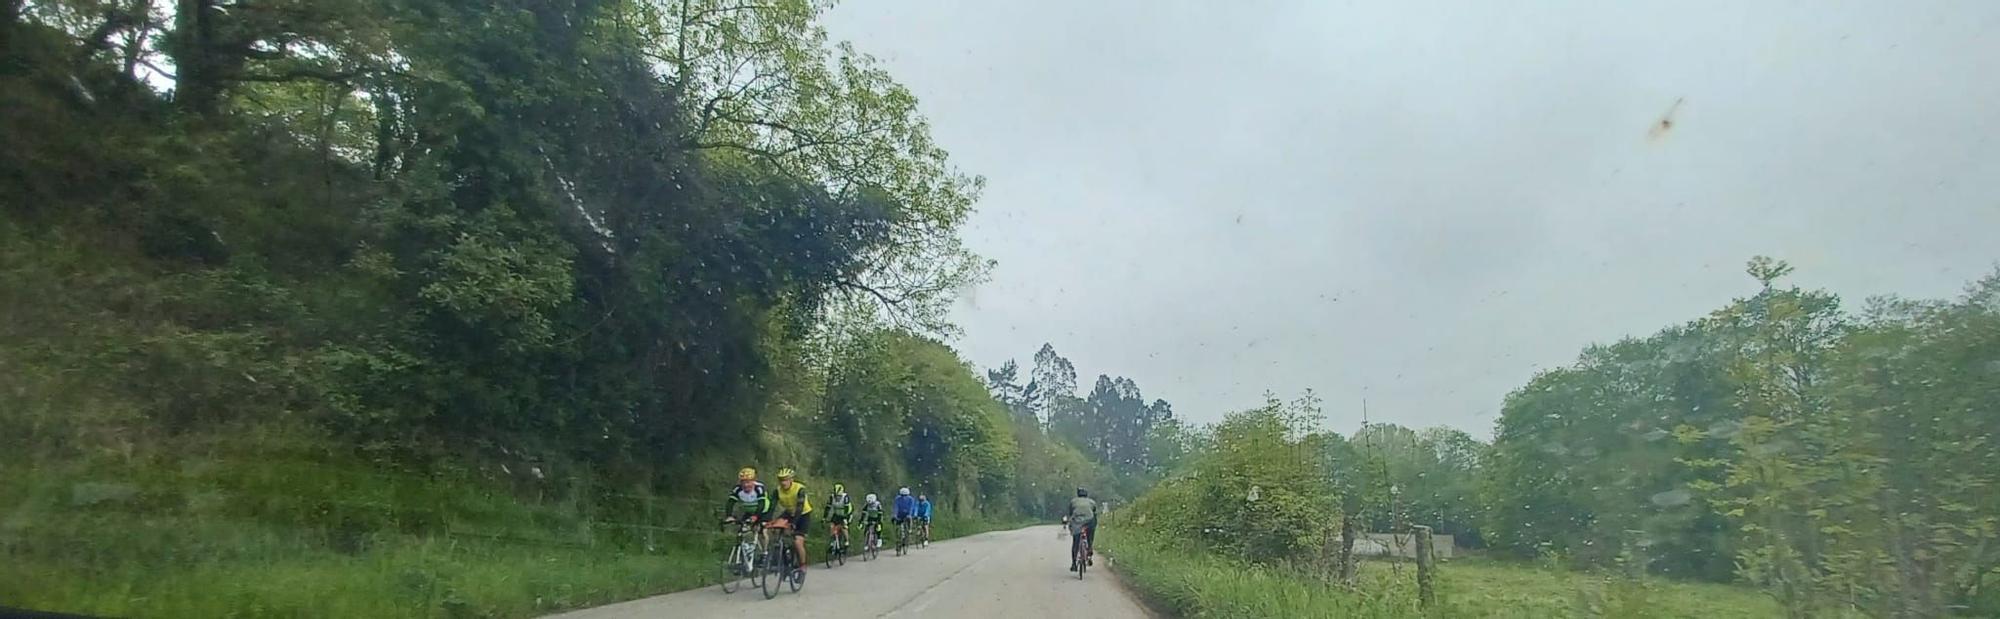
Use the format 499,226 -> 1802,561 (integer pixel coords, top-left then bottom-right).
717,519 -> 766,594
895,518 -> 911,556
1067,518 -> 1094,580
860,520 -> 882,561
824,519 -> 848,568
761,520 -> 805,599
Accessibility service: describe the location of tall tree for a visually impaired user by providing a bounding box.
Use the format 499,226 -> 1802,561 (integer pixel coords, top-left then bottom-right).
1028,342 -> 1078,424
636,0 -> 987,331
985,359 -> 1034,423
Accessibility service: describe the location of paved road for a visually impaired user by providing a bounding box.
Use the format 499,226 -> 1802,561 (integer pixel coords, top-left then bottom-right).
546,525 -> 1151,619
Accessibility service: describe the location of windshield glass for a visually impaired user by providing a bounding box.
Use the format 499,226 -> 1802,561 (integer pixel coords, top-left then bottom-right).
4,1 -> 1996,617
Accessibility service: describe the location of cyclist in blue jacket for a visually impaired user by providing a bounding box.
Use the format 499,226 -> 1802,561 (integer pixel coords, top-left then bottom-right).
892,487 -> 918,537
915,494 -> 934,547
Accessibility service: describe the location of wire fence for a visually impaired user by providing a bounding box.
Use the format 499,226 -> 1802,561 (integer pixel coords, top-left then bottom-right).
26,466 -> 765,558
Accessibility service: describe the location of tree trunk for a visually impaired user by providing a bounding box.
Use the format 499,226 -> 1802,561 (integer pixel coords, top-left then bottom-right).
2,0 -> 24,56
372,90 -> 401,178
170,0 -> 220,114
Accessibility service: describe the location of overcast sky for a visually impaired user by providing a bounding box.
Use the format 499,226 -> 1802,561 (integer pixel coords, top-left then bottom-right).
821,1 -> 2000,436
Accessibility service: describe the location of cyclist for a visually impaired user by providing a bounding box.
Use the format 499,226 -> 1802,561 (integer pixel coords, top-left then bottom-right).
858,492 -> 886,550
825,483 -> 854,555
720,467 -> 772,570
720,467 -> 772,525
892,487 -> 917,545
1067,487 -> 1099,571
915,494 -> 934,547
771,467 -> 814,574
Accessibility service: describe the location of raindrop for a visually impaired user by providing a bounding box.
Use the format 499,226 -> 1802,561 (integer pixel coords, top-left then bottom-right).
1650,488 -> 1693,507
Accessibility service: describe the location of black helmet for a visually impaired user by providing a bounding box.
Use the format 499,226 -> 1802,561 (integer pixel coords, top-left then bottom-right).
1076,488 -> 1089,497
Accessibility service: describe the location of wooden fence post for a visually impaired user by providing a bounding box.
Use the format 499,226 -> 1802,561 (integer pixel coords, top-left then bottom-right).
1622,529 -> 1646,579
1338,513 -> 1358,586
1414,524 -> 1436,610
643,489 -> 656,553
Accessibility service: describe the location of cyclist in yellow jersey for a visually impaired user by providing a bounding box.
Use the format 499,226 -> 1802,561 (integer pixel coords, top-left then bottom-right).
772,468 -> 814,572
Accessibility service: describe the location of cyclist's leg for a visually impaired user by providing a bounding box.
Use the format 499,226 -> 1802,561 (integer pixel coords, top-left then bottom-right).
792,513 -> 811,570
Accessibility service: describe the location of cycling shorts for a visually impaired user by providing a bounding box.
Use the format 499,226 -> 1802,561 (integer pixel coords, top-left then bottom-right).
782,512 -> 811,538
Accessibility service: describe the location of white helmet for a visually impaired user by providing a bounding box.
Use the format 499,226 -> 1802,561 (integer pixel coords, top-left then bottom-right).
865,493 -> 878,503
898,487 -> 911,496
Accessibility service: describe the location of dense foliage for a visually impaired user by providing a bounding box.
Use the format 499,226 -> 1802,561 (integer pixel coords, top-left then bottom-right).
3,0 -> 959,473
1484,259 -> 2000,616
1116,393 -> 1483,571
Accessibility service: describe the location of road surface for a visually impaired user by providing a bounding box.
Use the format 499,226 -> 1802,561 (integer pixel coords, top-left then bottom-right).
546,525 -> 1152,619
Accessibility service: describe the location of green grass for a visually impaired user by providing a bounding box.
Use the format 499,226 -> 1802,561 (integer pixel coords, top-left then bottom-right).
6,534 -> 713,618
0,455 -> 715,618
1099,527 -> 1783,619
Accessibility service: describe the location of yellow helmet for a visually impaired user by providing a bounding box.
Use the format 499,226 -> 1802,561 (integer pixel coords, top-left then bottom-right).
738,467 -> 757,481
777,467 -> 796,479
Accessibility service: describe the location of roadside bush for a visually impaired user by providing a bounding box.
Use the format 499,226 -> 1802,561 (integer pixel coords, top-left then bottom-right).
1120,397 -> 1335,564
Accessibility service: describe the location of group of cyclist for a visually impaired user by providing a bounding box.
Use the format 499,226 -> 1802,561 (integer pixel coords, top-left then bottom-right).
721,466 -> 1101,577
720,467 -> 935,576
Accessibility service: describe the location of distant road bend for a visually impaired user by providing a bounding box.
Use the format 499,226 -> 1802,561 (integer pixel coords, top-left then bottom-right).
545,525 -> 1151,618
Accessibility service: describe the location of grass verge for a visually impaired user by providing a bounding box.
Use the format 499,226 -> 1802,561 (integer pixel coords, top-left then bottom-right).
1098,527 -> 1782,618
6,534 -> 713,618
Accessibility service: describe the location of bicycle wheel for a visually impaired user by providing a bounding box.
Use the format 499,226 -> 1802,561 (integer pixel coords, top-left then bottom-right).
719,543 -> 742,594
896,523 -> 908,555
746,537 -> 768,592
761,537 -> 786,599
1075,534 -> 1088,579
